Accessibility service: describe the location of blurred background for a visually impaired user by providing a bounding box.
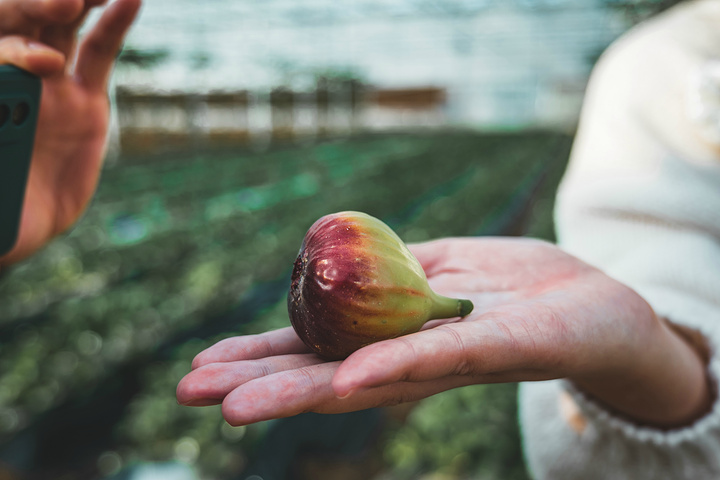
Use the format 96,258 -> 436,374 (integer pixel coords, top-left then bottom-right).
0,0 -> 682,479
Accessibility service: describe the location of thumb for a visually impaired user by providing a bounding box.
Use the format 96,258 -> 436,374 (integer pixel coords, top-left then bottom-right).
0,36 -> 65,76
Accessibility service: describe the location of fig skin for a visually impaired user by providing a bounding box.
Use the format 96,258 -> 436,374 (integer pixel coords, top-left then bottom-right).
288,211 -> 473,360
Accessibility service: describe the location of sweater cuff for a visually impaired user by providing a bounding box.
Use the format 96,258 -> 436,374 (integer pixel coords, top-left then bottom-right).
563,356 -> 720,446
563,316 -> 720,447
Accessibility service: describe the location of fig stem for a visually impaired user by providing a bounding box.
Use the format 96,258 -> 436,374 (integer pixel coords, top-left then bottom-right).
458,299 -> 474,317
429,294 -> 475,320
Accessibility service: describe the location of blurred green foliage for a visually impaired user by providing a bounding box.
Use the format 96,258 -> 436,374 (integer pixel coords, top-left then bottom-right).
0,130 -> 572,479
383,384 -> 527,480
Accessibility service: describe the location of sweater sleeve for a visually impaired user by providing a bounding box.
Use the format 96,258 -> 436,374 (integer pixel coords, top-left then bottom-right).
519,1 -> 720,479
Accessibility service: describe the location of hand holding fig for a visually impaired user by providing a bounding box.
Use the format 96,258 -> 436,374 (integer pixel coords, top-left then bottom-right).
288,211 -> 473,360
180,237 -> 679,429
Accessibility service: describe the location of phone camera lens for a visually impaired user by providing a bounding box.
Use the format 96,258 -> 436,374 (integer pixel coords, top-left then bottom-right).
0,104 -> 9,127
12,102 -> 30,126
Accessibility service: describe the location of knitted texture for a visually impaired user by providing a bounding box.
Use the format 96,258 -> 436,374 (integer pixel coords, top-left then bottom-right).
520,1 -> 720,478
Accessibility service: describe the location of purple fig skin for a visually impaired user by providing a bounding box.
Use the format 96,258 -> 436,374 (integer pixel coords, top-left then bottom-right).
288,211 -> 473,360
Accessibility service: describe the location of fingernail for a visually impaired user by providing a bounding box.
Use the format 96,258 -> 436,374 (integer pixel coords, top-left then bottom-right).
335,386 -> 359,400
336,390 -> 354,400
27,41 -> 48,51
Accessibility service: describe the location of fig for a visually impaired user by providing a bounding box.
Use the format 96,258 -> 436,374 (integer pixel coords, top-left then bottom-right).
288,211 -> 473,360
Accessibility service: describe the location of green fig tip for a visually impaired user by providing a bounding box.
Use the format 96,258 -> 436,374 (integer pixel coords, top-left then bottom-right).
458,299 -> 474,317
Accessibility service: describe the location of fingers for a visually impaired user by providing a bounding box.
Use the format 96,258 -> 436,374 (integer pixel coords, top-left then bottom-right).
0,0 -> 85,34
20,0 -> 87,24
220,362 -> 477,426
178,311 -> 556,426
0,35 -> 65,76
181,321 -> 551,426
191,327 -> 310,369
0,0 -> 138,84
74,0 -> 141,91
332,318 -> 537,397
0,0 -> 116,75
220,362 -> 340,425
177,353 -> 325,407
39,1 -> 101,61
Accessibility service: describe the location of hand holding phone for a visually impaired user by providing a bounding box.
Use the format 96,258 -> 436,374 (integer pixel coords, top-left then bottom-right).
0,0 -> 140,265
0,65 -> 40,256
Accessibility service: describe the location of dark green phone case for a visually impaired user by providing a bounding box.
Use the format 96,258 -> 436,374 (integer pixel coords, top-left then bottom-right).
0,65 -> 41,256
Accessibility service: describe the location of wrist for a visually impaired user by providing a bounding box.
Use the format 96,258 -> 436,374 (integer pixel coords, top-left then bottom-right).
661,317 -> 711,366
571,314 -> 713,429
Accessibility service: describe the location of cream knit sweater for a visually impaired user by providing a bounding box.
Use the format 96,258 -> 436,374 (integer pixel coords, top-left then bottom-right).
519,1 -> 720,478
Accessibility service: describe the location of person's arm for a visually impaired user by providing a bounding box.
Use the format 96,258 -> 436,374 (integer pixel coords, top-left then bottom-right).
552,0 -> 719,429
0,0 -> 141,268
568,316 -> 712,428
174,236 -> 705,427
521,2 -> 720,478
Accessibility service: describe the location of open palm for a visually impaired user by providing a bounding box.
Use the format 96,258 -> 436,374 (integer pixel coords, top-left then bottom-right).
0,0 -> 140,264
177,237 -> 659,426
